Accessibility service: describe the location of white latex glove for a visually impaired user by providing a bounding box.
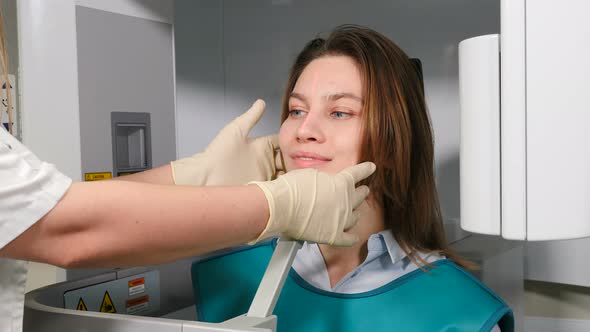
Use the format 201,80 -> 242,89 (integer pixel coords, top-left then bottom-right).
249,162 -> 376,246
171,100 -> 279,186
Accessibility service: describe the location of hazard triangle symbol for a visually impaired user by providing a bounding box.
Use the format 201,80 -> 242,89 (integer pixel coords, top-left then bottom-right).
100,291 -> 116,313
76,298 -> 88,311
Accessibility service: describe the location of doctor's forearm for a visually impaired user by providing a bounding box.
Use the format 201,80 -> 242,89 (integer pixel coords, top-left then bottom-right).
1,181 -> 268,268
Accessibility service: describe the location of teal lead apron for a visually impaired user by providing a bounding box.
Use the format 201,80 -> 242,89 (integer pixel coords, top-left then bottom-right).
192,240 -> 514,332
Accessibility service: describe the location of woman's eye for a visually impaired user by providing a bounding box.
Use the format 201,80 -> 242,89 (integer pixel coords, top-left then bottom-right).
289,109 -> 306,117
331,111 -> 351,119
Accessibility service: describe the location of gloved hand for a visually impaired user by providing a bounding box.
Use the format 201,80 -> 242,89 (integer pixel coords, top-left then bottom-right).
249,162 -> 376,246
171,100 -> 279,186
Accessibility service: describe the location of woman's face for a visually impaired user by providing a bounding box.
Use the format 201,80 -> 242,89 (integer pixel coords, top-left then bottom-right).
279,55 -> 364,174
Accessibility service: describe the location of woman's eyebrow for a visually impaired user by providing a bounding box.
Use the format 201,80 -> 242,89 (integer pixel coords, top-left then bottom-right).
325,92 -> 364,104
290,92 -> 364,105
289,92 -> 309,105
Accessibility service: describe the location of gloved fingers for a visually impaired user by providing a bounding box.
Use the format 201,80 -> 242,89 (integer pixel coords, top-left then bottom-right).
330,232 -> 359,247
275,149 -> 286,173
351,185 -> 370,209
253,133 -> 279,148
344,210 -> 362,230
341,162 -> 376,184
234,99 -> 267,136
268,134 -> 279,149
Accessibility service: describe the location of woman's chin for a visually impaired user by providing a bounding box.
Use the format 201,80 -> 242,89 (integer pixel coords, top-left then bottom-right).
287,163 -> 345,175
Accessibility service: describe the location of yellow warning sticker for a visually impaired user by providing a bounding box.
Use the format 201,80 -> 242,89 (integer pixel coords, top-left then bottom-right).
76,298 -> 88,311
85,172 -> 112,181
100,291 -> 116,313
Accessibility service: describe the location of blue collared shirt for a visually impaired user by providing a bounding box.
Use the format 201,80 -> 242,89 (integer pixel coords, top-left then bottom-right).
292,230 -> 443,294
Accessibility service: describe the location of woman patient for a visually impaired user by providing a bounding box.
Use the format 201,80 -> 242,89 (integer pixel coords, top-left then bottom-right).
192,25 -> 513,332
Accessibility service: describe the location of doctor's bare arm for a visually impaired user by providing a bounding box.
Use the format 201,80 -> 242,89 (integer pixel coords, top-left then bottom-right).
0,180 -> 268,268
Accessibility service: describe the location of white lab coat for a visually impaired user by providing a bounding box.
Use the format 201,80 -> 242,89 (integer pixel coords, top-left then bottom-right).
0,126 -> 71,332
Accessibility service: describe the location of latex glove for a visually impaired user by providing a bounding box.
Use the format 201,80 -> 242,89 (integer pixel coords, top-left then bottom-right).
249,162 -> 376,246
171,100 -> 279,186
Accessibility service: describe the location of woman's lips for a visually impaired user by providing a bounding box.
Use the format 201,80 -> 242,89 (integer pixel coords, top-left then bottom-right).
290,151 -> 332,168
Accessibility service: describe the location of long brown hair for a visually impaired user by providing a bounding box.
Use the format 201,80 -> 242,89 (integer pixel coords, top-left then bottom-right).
0,7 -> 14,135
281,25 -> 473,269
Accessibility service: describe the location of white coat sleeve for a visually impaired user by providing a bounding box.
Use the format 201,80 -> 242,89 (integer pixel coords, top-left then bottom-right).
0,127 -> 72,249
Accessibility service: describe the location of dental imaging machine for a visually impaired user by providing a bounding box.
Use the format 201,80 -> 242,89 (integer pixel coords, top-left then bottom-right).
19,0 -> 590,331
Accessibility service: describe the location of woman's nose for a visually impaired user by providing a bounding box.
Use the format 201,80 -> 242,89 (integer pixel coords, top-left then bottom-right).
296,111 -> 325,143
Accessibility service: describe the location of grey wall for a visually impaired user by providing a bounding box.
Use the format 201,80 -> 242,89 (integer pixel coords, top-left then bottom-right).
174,0 -> 226,160
77,6 -> 176,177
174,0 -> 500,221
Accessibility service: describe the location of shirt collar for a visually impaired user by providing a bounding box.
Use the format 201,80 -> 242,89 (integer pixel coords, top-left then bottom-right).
367,230 -> 408,265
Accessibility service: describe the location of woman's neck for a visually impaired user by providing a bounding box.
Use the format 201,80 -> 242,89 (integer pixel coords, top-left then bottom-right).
318,197 -> 385,287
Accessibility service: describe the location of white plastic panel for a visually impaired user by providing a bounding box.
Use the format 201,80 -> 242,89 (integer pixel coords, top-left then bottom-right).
17,0 -> 80,288
500,0 -> 527,240
17,0 -> 82,180
526,239 -> 590,286
525,0 -> 590,240
458,34 -> 501,235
